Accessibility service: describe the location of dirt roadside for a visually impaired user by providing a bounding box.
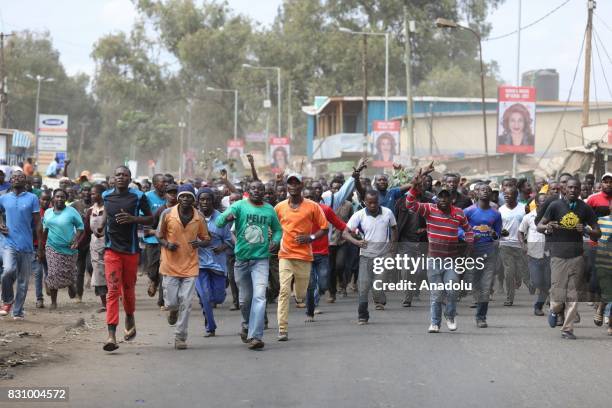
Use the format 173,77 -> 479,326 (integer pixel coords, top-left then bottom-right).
0,281 -> 108,381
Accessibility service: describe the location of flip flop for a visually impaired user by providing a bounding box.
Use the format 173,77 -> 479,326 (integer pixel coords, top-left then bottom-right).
124,327 -> 137,341
103,341 -> 119,352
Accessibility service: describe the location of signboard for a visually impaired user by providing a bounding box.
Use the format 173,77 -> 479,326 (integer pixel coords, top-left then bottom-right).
371,120 -> 400,168
227,139 -> 245,160
270,137 -> 290,174
608,119 -> 612,144
38,114 -> 68,137
496,86 -> 536,154
38,136 -> 67,152
245,132 -> 268,143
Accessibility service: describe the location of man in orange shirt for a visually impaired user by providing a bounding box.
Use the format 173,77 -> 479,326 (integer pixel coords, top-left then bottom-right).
274,173 -> 328,341
157,184 -> 210,349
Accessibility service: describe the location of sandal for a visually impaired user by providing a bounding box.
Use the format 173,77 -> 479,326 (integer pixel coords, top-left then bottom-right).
124,327 -> 137,341
124,315 -> 136,341
103,341 -> 119,352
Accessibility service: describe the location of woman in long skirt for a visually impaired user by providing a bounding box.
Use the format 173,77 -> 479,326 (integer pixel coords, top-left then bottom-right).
42,189 -> 84,310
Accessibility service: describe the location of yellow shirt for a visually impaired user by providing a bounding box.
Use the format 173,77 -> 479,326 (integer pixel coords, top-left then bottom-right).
158,206 -> 210,277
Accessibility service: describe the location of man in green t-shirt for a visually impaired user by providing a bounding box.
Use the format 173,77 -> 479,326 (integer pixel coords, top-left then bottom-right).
216,180 -> 282,350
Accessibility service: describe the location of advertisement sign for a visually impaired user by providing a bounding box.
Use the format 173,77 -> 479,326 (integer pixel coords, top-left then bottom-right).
371,120 -> 400,168
38,136 -> 67,152
496,86 -> 536,154
227,139 -> 245,160
270,137 -> 290,174
38,114 -> 69,137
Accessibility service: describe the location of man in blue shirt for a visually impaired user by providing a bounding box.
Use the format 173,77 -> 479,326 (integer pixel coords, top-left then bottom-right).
195,188 -> 233,337
45,157 -> 60,178
0,170 -> 42,319
373,173 -> 412,210
464,183 -> 502,328
0,169 -> 10,196
143,174 -> 167,305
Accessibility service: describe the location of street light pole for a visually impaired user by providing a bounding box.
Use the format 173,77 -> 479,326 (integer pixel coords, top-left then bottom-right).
340,28 -> 389,120
26,74 -> 54,167
242,64 -> 282,138
435,18 -> 490,175
178,120 -> 186,180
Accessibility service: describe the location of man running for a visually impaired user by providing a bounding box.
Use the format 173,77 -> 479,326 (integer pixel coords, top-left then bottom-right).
143,174 -> 167,302
275,173 -> 328,341
101,166 -> 153,352
0,171 -> 42,319
216,180 -> 282,350
157,184 -> 210,350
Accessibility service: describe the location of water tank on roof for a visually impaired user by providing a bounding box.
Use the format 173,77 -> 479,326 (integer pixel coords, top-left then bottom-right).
521,69 -> 559,101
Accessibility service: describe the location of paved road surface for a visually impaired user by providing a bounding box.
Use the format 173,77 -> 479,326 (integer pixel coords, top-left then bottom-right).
6,281 -> 611,408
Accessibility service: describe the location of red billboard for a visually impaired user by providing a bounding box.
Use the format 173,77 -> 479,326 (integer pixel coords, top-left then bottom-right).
496,86 -> 536,154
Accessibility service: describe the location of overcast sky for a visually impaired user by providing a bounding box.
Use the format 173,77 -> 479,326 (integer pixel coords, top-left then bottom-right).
0,0 -> 610,102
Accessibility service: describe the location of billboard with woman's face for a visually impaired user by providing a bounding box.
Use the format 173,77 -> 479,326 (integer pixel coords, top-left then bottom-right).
497,86 -> 536,154
371,120 -> 400,168
270,137 -> 290,174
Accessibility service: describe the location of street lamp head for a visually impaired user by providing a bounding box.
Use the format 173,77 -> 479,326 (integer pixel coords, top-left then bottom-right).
338,27 -> 354,34
435,18 -> 458,28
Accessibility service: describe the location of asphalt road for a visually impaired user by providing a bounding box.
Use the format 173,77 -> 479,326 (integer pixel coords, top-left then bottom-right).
5,281 -> 611,408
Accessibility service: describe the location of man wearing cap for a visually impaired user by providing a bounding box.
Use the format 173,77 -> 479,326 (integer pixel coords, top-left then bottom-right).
143,175 -> 167,303
407,163 -> 473,333
274,173 -> 328,341
216,180 -> 282,350
157,184 -> 210,349
101,166 -> 153,352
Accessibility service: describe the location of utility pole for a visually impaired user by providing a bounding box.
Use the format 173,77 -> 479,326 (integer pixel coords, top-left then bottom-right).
76,121 -> 88,171
0,33 -> 13,129
516,0 -> 522,87
288,80 -> 293,140
582,0 -> 596,132
404,5 -> 415,164
265,79 -> 271,161
362,34 -> 368,157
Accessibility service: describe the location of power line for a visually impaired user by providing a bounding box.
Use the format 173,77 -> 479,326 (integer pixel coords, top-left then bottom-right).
592,29 -> 612,99
485,0 -> 573,41
594,12 -> 612,35
539,25 -> 586,160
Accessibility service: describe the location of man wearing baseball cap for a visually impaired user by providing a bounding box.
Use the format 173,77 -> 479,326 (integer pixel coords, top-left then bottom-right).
274,173 -> 328,341
157,183 -> 210,350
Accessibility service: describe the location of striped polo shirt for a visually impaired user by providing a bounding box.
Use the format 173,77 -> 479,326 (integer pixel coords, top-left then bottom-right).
596,215 -> 612,272
406,187 -> 473,257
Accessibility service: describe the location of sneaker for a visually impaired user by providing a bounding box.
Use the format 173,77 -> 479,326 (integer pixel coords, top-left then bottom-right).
402,300 -> 412,308
167,310 -> 178,326
469,302 -> 477,309
240,327 -> 249,343
428,324 -> 440,333
534,308 -> 545,316
229,304 -> 239,311
375,303 -> 385,311
36,299 -> 44,309
476,319 -> 488,328
605,316 -> 610,325
277,331 -> 289,341
314,308 -> 322,315
12,315 -> 24,321
326,294 -> 336,303
556,315 -> 565,327
248,338 -> 265,350
295,302 -> 306,309
357,319 -> 368,325
561,330 -> 576,340
0,304 -> 12,316
174,339 -> 187,349
503,301 -> 513,307
446,317 -> 457,331
547,311 -> 558,328
204,331 -> 215,338
594,311 -> 603,326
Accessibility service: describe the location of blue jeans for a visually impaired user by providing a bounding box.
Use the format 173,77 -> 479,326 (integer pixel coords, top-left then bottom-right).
32,253 -> 47,301
306,254 -> 329,316
427,263 -> 459,326
528,255 -> 551,307
472,251 -> 497,321
195,269 -> 227,333
1,247 -> 33,317
234,259 -> 269,341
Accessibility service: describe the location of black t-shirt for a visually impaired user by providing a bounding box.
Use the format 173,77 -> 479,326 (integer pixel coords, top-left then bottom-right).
452,192 -> 473,210
542,199 -> 596,258
103,188 -> 152,254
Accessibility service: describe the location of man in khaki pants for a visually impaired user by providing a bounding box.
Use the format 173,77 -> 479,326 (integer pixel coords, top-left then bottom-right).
274,173 -> 328,341
537,178 -> 600,339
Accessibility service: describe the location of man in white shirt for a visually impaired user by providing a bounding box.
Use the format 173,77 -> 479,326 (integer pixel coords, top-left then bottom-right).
499,186 -> 527,306
343,190 -> 397,325
518,193 -> 550,315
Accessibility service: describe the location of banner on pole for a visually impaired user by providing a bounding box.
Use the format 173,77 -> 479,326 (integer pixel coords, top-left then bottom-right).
371,120 -> 400,168
496,86 -> 536,154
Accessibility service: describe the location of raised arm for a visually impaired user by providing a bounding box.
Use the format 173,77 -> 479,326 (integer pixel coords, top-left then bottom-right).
247,154 -> 259,182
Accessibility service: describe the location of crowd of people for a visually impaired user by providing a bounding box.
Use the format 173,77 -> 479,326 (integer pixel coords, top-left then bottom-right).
0,154 -> 611,352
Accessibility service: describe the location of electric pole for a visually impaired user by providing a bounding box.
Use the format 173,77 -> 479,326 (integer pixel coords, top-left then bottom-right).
582,0 -> 595,131
362,34 -> 368,157
404,5 -> 415,164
